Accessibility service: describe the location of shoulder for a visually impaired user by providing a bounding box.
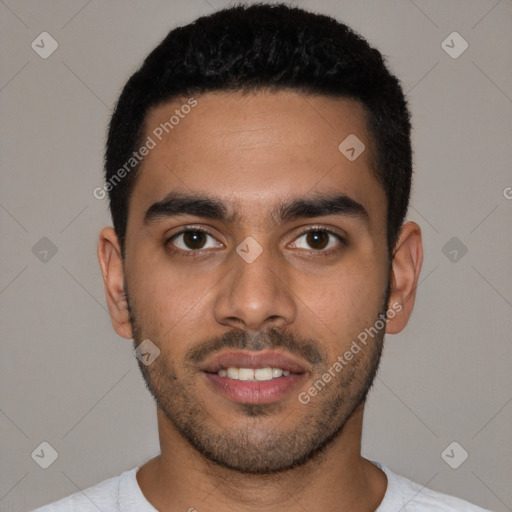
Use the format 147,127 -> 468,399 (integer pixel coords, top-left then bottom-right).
30,467 -> 139,512
374,462 -> 492,512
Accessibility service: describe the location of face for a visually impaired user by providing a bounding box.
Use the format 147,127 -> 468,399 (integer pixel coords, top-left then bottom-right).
112,91 -> 398,473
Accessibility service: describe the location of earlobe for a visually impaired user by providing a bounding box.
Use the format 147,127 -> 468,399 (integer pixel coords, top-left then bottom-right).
385,221 -> 423,335
97,227 -> 133,339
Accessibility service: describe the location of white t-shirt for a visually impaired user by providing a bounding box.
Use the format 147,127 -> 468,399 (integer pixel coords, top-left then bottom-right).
31,461 -> 491,511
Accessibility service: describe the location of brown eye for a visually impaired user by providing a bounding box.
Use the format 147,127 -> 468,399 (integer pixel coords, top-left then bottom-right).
305,231 -> 330,250
168,230 -> 221,251
182,231 -> 207,249
291,229 -> 343,252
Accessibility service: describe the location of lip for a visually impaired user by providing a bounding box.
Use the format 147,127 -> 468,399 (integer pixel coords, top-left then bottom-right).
199,350 -> 309,374
200,350 -> 310,405
204,372 -> 306,404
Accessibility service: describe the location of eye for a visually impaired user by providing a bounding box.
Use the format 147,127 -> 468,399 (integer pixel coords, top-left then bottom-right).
290,228 -> 344,252
168,229 -> 222,251
167,227 -> 344,255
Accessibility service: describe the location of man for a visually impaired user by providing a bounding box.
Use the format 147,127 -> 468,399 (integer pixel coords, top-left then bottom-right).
33,4 -> 490,511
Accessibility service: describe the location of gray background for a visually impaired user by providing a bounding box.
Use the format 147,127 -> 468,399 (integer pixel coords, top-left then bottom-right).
1,1 -> 511,511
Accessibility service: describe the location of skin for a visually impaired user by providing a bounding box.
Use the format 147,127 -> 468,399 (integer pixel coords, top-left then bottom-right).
98,91 -> 423,512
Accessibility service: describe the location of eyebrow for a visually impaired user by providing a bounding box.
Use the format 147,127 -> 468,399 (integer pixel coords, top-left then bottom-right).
143,191 -> 369,227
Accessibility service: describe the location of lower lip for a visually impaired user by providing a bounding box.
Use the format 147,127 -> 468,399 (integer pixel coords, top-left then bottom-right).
204,372 -> 305,405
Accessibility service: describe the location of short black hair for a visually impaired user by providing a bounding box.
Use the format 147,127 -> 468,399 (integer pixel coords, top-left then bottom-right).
105,3 -> 412,255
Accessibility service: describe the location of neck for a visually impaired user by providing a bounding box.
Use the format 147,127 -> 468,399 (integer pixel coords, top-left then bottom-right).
137,403 -> 387,512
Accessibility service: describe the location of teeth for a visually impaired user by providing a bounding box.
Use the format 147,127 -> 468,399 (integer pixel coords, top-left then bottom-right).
238,368 -> 254,381
227,367 -> 239,379
272,368 -> 283,378
219,367 -> 290,380
254,367 -> 273,381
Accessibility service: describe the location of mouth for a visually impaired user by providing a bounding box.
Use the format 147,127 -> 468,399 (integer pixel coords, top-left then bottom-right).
200,350 -> 309,405
217,367 -> 290,380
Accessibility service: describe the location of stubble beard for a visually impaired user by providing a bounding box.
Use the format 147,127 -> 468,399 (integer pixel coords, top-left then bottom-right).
127,284 -> 390,475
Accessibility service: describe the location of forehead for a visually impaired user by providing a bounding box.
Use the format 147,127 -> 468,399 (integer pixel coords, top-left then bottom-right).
129,91 -> 385,225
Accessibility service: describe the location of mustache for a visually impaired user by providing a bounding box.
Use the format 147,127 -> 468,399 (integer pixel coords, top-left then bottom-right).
186,327 -> 325,366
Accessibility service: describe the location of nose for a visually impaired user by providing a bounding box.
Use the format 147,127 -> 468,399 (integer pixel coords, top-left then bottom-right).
213,242 -> 297,332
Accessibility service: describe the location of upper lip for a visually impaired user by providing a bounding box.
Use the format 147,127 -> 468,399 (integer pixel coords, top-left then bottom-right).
199,350 -> 309,374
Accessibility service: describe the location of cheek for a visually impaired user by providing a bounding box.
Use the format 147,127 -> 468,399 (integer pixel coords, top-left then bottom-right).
299,263 -> 387,344
126,251 -> 219,338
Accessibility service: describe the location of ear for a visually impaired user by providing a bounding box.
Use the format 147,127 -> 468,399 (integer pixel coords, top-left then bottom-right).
385,221 -> 423,334
97,227 -> 133,339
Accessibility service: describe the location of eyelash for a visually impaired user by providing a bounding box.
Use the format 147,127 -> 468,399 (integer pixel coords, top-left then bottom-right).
166,225 -> 346,258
